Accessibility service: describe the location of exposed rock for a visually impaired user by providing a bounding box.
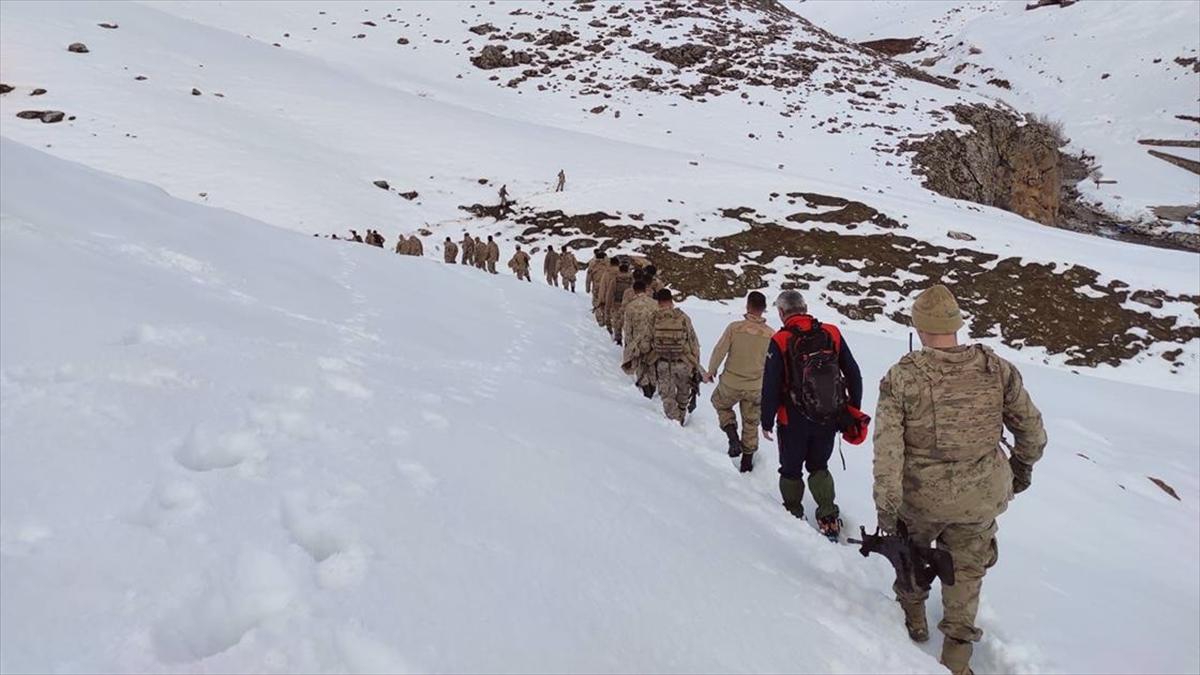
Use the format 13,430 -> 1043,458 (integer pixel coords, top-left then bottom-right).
0,84 -> 12,94
67,42 -> 89,53
987,78 -> 1011,89
396,37 -> 410,45
1147,149 -> 1200,176
134,75 -> 147,81
191,88 -> 202,96
1130,290 -> 1164,309
469,23 -> 498,35
537,30 -> 578,46
471,44 -> 533,69
373,180 -> 390,190
857,37 -> 926,57
30,88 -> 47,96
654,43 -> 712,68
906,104 -> 1064,225
15,110 -> 65,123
947,230 -> 977,241
97,22 -> 118,29
399,191 -> 419,200
1148,477 -> 1180,501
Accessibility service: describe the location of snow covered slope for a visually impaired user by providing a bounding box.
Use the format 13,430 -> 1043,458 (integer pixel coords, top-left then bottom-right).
3,139 -> 1199,674
798,0 -> 1200,221
2,0 -> 1197,388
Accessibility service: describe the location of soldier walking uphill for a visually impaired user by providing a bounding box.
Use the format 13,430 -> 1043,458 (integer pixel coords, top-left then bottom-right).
761,290 -> 863,541
558,247 -> 579,292
485,236 -> 500,274
621,279 -> 659,399
555,169 -> 566,192
474,235 -> 487,269
443,237 -> 458,264
543,246 -> 560,287
873,285 -> 1046,675
460,233 -> 474,265
606,262 -> 635,345
704,291 -> 775,473
586,251 -> 608,321
508,245 -> 532,282
647,289 -> 702,425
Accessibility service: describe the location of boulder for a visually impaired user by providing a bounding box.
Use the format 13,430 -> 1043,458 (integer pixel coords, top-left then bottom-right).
947,230 -> 977,241
30,88 -> 47,96
373,180 -> 390,190
0,84 -> 12,94
16,110 -> 65,123
67,42 -> 89,53
399,191 -> 419,200
98,22 -> 118,29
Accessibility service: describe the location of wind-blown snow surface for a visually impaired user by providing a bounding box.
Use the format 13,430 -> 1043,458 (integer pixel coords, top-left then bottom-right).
3,141 -> 1199,674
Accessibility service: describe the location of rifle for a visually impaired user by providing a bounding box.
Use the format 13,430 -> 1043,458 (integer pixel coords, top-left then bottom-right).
687,368 -> 701,413
847,522 -> 956,593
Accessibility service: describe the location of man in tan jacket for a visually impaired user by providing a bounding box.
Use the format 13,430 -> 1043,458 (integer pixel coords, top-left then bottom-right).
408,235 -> 423,257
543,246 -> 560,287
508,245 -> 532,282
485,236 -> 500,274
443,237 -> 459,263
704,291 -> 774,473
558,248 -> 579,292
460,233 -> 474,265
873,285 -> 1047,675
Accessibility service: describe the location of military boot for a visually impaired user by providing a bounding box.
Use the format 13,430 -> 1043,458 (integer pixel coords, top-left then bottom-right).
940,638 -> 974,675
779,476 -> 805,519
739,452 -> 753,473
722,424 -> 742,458
900,601 -> 929,643
641,384 -> 656,399
809,470 -> 841,541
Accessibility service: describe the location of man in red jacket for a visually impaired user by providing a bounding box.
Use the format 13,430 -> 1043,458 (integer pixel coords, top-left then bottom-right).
761,290 -> 863,541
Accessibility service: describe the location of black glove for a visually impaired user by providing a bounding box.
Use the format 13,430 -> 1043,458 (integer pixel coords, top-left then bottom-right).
1010,455 -> 1033,494
739,452 -> 753,473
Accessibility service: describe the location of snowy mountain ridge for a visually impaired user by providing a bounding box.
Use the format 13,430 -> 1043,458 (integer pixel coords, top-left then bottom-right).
1,2 -> 1199,673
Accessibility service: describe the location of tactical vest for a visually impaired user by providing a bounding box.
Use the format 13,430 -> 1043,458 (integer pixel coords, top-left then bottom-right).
907,348 -> 1004,461
652,309 -> 689,361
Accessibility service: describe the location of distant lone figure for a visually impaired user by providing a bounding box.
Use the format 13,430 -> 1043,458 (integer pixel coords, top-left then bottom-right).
499,184 -> 509,209
555,169 -> 566,192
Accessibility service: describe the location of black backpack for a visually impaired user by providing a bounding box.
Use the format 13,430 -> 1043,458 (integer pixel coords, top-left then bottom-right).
784,320 -> 847,426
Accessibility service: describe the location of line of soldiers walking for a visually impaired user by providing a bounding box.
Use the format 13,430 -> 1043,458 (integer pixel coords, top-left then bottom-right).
582,252 -> 1048,675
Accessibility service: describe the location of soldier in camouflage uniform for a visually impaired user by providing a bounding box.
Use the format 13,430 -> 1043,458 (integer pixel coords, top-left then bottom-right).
606,263 -> 635,345
460,233 -> 474,265
544,246 -> 560,286
873,285 -> 1047,675
474,236 -> 487,269
444,237 -> 459,264
592,257 -> 618,327
485,236 -> 500,274
408,235 -> 423,257
558,248 -> 579,292
621,279 -> 659,398
704,291 -> 774,473
508,245 -> 532,282
647,289 -> 701,425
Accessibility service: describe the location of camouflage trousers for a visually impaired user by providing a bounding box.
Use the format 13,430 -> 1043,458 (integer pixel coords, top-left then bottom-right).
655,360 -> 695,422
710,382 -> 762,453
894,519 -> 998,644
592,300 -> 606,326
546,271 -> 559,287
609,305 -> 625,338
487,261 -> 498,274
516,268 -> 531,281
562,275 -> 576,292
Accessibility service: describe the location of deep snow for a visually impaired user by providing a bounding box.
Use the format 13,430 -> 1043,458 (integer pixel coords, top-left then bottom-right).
2,139 -> 1198,674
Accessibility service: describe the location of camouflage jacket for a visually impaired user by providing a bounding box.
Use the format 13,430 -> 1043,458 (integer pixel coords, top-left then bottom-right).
621,294 -> 658,371
543,250 -> 559,274
585,257 -> 604,293
509,250 -> 530,271
444,241 -> 458,262
873,344 -> 1047,525
409,237 -> 423,256
558,251 -> 579,278
486,242 -> 500,262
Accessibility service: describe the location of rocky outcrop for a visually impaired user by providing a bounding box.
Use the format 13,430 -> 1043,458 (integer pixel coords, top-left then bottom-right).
67,42 -> 89,53
470,44 -> 533,70
16,110 -> 65,123
906,104 -> 1064,225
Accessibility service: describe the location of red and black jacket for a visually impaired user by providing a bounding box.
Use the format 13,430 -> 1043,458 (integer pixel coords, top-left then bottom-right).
760,315 -> 863,431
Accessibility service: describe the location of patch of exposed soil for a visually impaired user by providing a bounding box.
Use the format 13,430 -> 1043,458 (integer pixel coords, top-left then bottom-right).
468,199 -> 1199,368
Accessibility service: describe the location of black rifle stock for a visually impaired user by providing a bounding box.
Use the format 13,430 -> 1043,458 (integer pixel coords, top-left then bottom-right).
848,522 -> 956,592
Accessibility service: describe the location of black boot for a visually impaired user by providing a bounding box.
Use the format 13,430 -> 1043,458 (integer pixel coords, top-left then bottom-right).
641,384 -> 655,399
722,424 -> 742,458
739,452 -> 753,473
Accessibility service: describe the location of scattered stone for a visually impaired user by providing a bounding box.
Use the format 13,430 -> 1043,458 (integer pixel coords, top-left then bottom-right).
191,88 -> 202,96
97,22 -> 118,29
589,105 -> 607,114
947,230 -> 977,241
469,23 -> 498,35
135,75 -> 147,81
399,191 -> 419,200
30,88 -> 47,96
397,37 -> 410,45
471,44 -> 533,69
987,78 -> 1011,89
373,180 -> 390,190
0,84 -> 13,94
16,110 -> 65,123
1148,477 -> 1181,501
67,42 -> 89,53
